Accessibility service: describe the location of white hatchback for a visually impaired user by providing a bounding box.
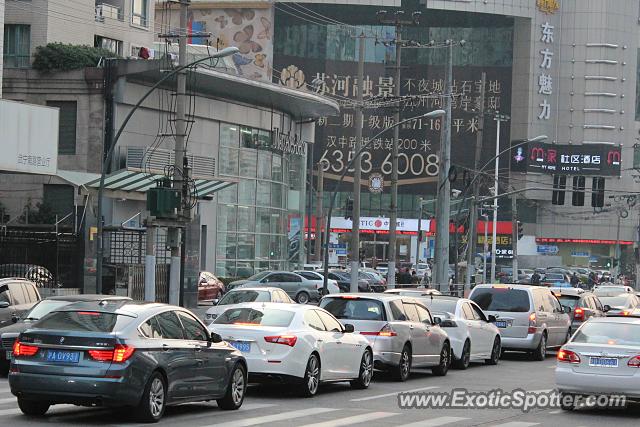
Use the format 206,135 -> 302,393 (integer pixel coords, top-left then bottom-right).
209,303 -> 373,397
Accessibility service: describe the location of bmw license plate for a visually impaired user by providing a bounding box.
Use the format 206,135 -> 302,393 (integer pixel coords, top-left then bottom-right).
45,350 -> 80,363
5,351 -> 12,360
495,320 -> 508,328
589,357 -> 618,368
230,341 -> 250,353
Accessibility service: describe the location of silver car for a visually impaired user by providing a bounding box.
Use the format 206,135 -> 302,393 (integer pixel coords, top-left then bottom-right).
556,317 -> 640,409
319,294 -> 451,381
470,284 -> 571,360
228,271 -> 320,304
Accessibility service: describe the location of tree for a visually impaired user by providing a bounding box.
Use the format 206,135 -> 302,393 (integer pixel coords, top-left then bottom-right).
19,199 -> 57,224
32,43 -> 118,72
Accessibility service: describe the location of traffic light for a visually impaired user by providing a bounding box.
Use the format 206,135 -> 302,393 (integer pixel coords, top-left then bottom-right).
572,176 -> 585,206
517,221 -> 524,240
552,175 -> 566,205
344,198 -> 354,220
591,177 -> 605,208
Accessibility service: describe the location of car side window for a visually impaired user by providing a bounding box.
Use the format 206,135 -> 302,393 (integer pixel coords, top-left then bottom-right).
279,290 -> 290,302
414,304 -> 432,324
271,291 -> 281,303
304,310 -> 326,331
263,273 -> 278,283
283,273 -> 302,283
461,303 -> 475,320
402,302 -> 420,322
25,284 -> 39,303
389,300 -> 407,321
532,290 -> 545,312
140,315 -> 164,339
470,303 -> 487,321
7,283 -> 27,305
177,311 -> 209,341
546,294 -> 562,313
592,297 -> 603,311
316,310 -> 344,332
156,311 -> 185,340
0,286 -> 10,304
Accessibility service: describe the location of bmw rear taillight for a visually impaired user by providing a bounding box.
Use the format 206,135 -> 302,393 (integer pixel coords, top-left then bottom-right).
361,323 -> 397,337
12,340 -> 39,357
627,355 -> 640,367
264,335 -> 297,347
557,349 -> 581,364
88,344 -> 135,363
528,312 -> 537,334
573,307 -> 584,321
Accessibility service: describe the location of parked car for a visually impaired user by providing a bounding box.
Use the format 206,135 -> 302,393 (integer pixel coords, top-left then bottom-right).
469,284 -> 571,360
0,264 -> 57,288
541,273 -> 572,287
0,278 -> 41,329
597,293 -> 640,316
384,289 -> 442,297
375,262 -> 389,276
357,271 -> 386,292
227,271 -> 320,304
209,303 -> 373,396
415,263 -> 431,279
556,317 -> 640,410
203,287 -> 293,325
293,270 -> 341,295
0,294 -> 131,376
198,271 -> 225,302
550,288 -> 606,330
594,285 -> 634,296
9,300 -> 247,421
327,270 -> 370,293
419,296 -> 502,369
320,294 -> 451,381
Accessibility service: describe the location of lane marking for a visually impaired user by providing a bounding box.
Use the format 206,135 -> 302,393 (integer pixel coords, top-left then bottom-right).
400,416 -> 470,427
350,386 -> 439,402
490,422 -> 539,427
0,397 -> 17,405
549,409 -> 563,414
124,403 -> 278,427
0,408 -> 20,417
202,407 -> 338,427
298,411 -> 397,427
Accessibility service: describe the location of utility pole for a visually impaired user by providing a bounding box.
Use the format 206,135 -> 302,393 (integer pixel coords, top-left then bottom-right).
315,164 -> 325,262
144,223 -> 156,301
350,32 -> 366,292
306,143 -> 315,263
490,113 -> 510,283
511,193 -> 518,280
465,72 -> 486,293
415,198 -> 424,268
434,40 -> 454,292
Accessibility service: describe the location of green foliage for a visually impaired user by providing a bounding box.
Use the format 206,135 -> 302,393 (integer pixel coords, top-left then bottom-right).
19,199 -> 56,224
32,43 -> 118,72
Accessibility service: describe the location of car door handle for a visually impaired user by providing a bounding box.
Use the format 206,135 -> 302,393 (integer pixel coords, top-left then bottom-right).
409,325 -> 415,329
336,341 -> 343,344
162,344 -> 171,352
195,345 -> 203,352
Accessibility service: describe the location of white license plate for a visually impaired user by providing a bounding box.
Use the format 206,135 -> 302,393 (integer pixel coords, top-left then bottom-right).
589,357 -> 618,368
5,351 -> 12,360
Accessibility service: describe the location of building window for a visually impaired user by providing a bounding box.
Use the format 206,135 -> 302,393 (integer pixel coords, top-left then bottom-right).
3,24 -> 31,68
46,101 -> 77,155
43,184 -> 74,218
131,0 -> 149,27
94,35 -> 122,56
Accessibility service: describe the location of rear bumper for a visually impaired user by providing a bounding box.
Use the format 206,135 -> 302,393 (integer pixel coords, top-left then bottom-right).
502,332 -> 543,350
556,365 -> 640,398
370,337 -> 402,367
244,354 -> 307,380
9,371 -> 143,406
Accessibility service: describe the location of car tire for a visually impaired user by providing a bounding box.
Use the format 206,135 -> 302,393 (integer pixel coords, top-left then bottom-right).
432,342 -> 451,376
17,398 -> 50,417
453,340 -> 471,370
531,332 -> 547,361
217,363 -> 246,410
485,336 -> 501,365
296,292 -> 310,304
559,392 -> 575,411
136,371 -> 166,423
350,349 -> 373,389
299,354 -> 320,397
394,345 -> 412,382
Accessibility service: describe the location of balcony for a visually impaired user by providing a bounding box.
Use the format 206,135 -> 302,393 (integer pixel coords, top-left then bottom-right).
95,3 -> 123,22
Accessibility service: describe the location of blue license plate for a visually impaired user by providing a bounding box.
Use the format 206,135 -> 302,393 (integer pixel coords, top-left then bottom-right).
230,341 -> 250,353
45,350 -> 80,363
589,357 -> 618,368
495,320 -> 508,328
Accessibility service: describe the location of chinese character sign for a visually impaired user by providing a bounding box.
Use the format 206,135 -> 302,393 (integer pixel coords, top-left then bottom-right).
537,22 -> 555,121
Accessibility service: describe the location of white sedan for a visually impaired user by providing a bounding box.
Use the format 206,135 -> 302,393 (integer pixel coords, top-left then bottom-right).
419,296 -> 502,369
209,302 -> 373,396
556,317 -> 640,409
203,287 -> 293,325
294,270 -> 341,295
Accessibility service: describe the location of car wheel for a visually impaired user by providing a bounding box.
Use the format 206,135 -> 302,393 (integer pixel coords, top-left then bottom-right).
485,336 -> 501,365
351,349 -> 373,389
532,333 -> 547,361
17,398 -> 50,416
136,371 -> 166,423
394,345 -> 412,382
559,392 -> 575,411
217,363 -> 246,410
453,340 -> 471,370
296,292 -> 310,304
299,354 -> 320,397
432,342 -> 451,376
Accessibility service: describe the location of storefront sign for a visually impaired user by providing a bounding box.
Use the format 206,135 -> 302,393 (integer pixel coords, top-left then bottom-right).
478,234 -> 513,259
331,217 -> 430,233
272,127 -> 307,156
512,141 -> 622,176
537,237 -> 633,245
571,251 -> 590,258
537,245 -> 559,254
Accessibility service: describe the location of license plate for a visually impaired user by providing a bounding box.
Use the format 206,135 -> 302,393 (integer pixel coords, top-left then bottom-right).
230,341 -> 251,353
495,320 -> 508,328
5,351 -> 12,360
45,350 -> 80,363
589,357 -> 618,368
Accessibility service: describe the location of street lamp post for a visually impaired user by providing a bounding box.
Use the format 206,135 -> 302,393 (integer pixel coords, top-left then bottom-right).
321,110 -> 446,293
489,113 -> 509,283
95,47 -> 239,294
481,211 -> 489,284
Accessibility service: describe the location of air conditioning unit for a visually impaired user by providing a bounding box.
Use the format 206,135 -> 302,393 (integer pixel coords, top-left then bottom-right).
95,5 -> 105,22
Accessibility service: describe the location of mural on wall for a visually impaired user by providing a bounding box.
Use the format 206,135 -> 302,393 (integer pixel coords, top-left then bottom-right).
187,7 -> 273,81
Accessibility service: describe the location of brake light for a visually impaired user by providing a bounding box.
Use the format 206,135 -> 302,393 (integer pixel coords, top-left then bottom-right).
340,296 -> 360,299
557,349 -> 581,364
622,311 -> 631,316
573,307 -> 584,321
628,355 -> 640,367
88,344 -> 135,363
361,323 -> 397,337
264,335 -> 297,347
12,340 -> 39,357
528,312 -> 537,334
77,312 -> 100,316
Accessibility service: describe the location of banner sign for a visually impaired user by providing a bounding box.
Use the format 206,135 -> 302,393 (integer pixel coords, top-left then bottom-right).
512,141 -> 622,176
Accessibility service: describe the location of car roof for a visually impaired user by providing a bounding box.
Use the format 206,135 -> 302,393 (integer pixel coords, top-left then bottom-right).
586,316 -> 640,325
42,294 -> 132,302
227,287 -> 280,292
324,293 -> 402,301
52,300 -> 177,317
214,302 -> 310,311
550,288 -> 586,297
473,283 -> 538,291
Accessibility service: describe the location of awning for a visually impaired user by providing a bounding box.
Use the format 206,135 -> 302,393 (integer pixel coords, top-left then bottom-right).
56,170 -> 100,187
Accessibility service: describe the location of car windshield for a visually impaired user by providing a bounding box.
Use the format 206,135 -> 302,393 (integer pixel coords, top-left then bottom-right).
595,287 -> 627,295
572,322 -> 640,346
557,296 -> 579,309
320,298 -> 386,321
246,271 -> 270,281
545,274 -> 564,281
422,299 -> 458,314
598,296 -> 633,308
24,300 -> 76,320
34,311 -> 135,332
471,288 -> 531,312
217,291 -> 270,305
213,308 -> 295,327
296,272 -> 319,280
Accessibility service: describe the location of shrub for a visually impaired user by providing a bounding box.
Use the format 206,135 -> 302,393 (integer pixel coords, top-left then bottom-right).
32,43 -> 118,72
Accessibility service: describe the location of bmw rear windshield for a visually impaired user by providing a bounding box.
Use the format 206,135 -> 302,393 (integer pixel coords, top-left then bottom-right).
34,310 -> 135,332
213,308 -> 295,327
471,288 -> 531,312
320,297 -> 387,321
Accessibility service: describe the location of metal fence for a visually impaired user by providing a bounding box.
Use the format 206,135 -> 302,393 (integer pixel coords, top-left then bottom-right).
127,264 -> 170,303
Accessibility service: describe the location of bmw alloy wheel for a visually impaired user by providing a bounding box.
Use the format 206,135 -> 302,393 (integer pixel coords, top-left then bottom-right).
231,367 -> 245,406
149,377 -> 165,418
